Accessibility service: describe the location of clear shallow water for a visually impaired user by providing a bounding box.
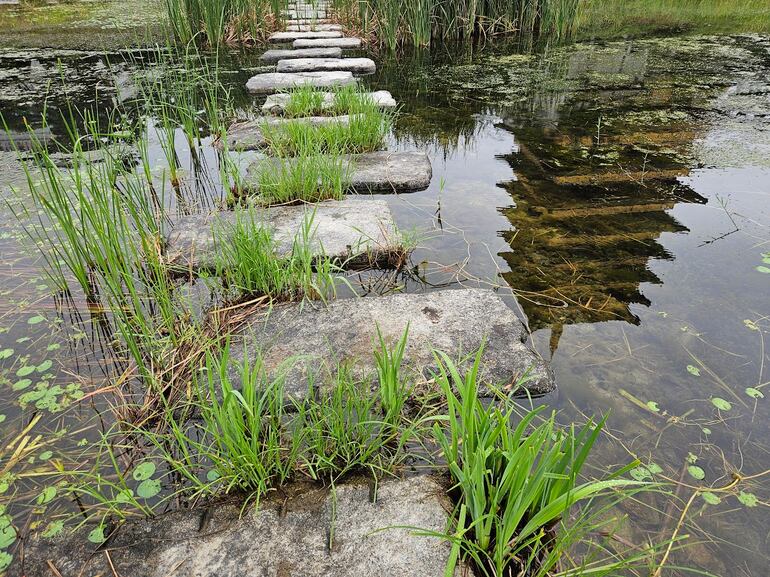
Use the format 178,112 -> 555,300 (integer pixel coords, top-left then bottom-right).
1,35 -> 769,575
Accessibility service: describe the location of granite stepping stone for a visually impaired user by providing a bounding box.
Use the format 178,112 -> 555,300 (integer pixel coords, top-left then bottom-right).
269,30 -> 342,43
164,198 -> 401,272
246,71 -> 356,94
260,47 -> 342,62
262,90 -> 396,115
286,23 -> 342,32
246,151 -> 432,193
294,37 -> 362,49
227,288 -> 555,402
276,57 -> 376,74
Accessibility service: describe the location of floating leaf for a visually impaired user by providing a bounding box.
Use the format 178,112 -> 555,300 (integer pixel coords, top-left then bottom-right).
711,397 -> 732,411
0,348 -> 13,360
737,491 -> 758,507
745,387 -> 764,399
701,492 -> 721,505
687,465 -> 706,480
206,469 -> 221,482
686,365 -> 701,376
0,551 -> 11,571
0,415 -> 5,425
137,478 -> 161,499
27,315 -> 45,325
42,520 -> 64,538
756,265 -> 770,274
46,343 -> 61,352
12,379 -> 32,391
39,450 -> 53,461
36,486 -> 57,505
630,467 -> 652,481
87,525 -> 106,544
702,427 -> 711,435
646,401 -> 660,412
0,520 -> 16,549
15,366 -> 35,377
36,360 -> 52,373
115,489 -> 134,504
132,461 -> 156,481
647,463 -> 663,475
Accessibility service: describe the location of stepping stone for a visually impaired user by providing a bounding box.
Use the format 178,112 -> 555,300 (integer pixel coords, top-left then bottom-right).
246,151 -> 432,193
246,71 -> 356,94
221,115 -> 354,151
18,477 -> 468,577
276,57 -> 376,75
294,37 -> 362,49
284,10 -> 328,18
262,90 -> 396,115
260,47 -> 342,63
286,23 -> 342,32
164,198 -> 401,272
228,288 -> 555,401
269,30 -> 342,43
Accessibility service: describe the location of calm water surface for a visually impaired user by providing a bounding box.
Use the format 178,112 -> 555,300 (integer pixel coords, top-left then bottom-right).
1,34 -> 769,575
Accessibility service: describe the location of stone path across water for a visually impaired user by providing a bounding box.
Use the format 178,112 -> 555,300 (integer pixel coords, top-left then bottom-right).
276,56 -> 376,74
260,47 -> 342,62
222,114 -> 355,150
261,89 -> 396,114
246,70 -> 355,93
294,36 -> 362,48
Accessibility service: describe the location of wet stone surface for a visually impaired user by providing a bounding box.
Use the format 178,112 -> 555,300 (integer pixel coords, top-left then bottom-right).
276,57 -> 377,74
294,37 -> 362,49
269,30 -> 343,43
228,288 -> 555,402
260,47 -> 343,62
15,476 -> 467,577
164,198 -> 400,271
246,70 -> 356,93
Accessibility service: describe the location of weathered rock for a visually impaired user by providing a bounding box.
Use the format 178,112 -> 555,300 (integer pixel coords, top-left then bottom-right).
246,151 -> 432,193
164,198 -> 401,271
286,23 -> 342,32
294,36 -> 362,49
14,476 -> 467,577
260,47 -> 342,62
228,288 -> 555,401
246,71 -> 356,94
284,9 -> 328,19
276,57 -> 376,74
221,115 -> 354,151
262,90 -> 396,115
269,30 -> 342,43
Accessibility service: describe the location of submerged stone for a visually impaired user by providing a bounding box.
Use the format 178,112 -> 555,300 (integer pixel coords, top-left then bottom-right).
221,115 -> 354,151
228,288 -> 555,401
246,71 -> 356,94
260,47 -> 343,62
294,37 -> 362,49
262,90 -> 396,115
164,198 -> 400,271
276,57 -> 376,74
246,151 -> 432,193
15,476 -> 466,577
269,30 -> 343,43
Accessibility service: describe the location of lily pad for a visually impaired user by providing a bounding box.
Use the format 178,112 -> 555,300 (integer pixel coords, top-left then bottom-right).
687,465 -> 706,480
745,387 -> 764,399
36,486 -> 57,505
137,478 -> 161,499
132,461 -> 156,481
711,397 -> 732,411
36,360 -> 53,373
87,525 -> 106,544
15,366 -> 35,377
630,466 -> 652,481
0,348 -> 13,360
756,265 -> 770,274
0,551 -> 12,571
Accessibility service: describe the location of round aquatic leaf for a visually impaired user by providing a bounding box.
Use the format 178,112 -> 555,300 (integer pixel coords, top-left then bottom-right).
39,450 -> 53,461
0,348 -> 13,360
115,489 -> 134,504
647,463 -> 663,475
12,379 -> 32,391
42,520 -> 64,538
756,265 -> 770,274
711,397 -> 732,411
36,486 -> 57,505
132,461 -> 156,481
737,491 -> 758,507
87,525 -> 106,544
36,360 -> 52,373
46,343 -> 61,352
701,492 -> 721,505
206,469 -> 221,482
27,315 -> 45,325
745,387 -> 764,399
0,551 -> 11,572
630,467 -> 652,481
687,465 -> 706,481
0,523 -> 16,549
686,365 -> 701,377
137,478 -> 161,499
15,366 -> 35,377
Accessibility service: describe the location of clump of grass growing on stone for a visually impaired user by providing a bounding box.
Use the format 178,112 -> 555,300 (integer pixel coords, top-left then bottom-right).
214,210 -> 340,302
431,349 -> 645,577
251,152 -> 352,205
283,85 -> 328,118
282,85 -> 385,118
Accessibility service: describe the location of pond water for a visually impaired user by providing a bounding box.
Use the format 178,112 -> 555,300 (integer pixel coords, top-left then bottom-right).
1,30 -> 769,576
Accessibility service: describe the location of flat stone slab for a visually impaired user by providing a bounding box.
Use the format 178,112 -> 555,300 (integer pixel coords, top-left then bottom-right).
286,23 -> 342,32
246,151 -> 432,193
260,47 -> 342,62
294,36 -> 362,49
269,30 -> 342,43
246,71 -> 356,94
222,115 -> 354,151
229,288 -> 555,402
164,198 -> 400,271
15,477 -> 466,577
262,90 -> 396,115
276,57 -> 376,74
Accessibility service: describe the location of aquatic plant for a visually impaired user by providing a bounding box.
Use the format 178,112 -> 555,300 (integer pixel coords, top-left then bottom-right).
251,152 -> 351,205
